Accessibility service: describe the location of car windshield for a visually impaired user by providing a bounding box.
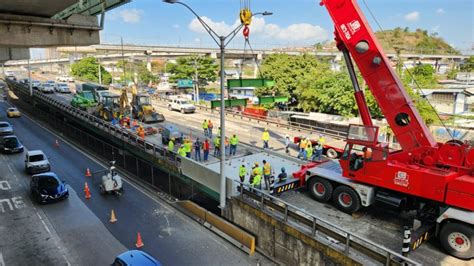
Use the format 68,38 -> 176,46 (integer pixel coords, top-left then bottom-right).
4,137 -> 19,148
38,176 -> 59,189
46,80 -> 55,83
7,108 -> 15,112
30,154 -> 44,162
60,84 -> 68,88
0,123 -> 9,128
179,100 -> 190,104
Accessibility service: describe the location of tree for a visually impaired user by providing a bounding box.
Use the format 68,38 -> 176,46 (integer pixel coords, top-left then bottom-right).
166,56 -> 218,87
116,60 -> 157,85
71,57 -> 112,84
260,54 -> 330,99
402,64 -> 438,88
460,56 -> 474,72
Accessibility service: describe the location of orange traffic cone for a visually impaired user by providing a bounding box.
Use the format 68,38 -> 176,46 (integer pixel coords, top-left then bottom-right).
84,182 -> 91,199
85,168 -> 92,177
54,139 -> 59,148
110,209 -> 117,223
135,232 -> 144,248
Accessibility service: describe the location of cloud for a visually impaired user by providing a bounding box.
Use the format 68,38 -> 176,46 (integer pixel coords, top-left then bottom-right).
404,11 -> 420,22
173,24 -> 180,29
112,9 -> 143,24
188,17 -> 328,42
436,8 -> 445,15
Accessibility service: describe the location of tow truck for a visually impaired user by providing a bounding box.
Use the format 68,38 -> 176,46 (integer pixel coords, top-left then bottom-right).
289,0 -> 473,259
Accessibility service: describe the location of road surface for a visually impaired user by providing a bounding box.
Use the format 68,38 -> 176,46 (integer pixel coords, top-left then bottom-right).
0,97 -> 272,266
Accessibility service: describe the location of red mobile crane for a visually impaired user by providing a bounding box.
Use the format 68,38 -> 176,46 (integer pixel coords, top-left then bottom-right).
293,0 -> 474,259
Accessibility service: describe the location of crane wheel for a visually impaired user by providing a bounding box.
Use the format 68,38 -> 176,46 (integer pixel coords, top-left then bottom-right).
439,221 -> 474,259
326,148 -> 339,159
308,177 -> 333,202
332,185 -> 361,214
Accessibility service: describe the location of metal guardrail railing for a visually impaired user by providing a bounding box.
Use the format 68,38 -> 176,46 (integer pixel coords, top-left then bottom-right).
234,180 -> 420,266
5,79 -> 419,265
151,95 -> 349,139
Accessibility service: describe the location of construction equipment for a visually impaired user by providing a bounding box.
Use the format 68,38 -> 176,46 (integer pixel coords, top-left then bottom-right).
95,92 -> 124,121
99,161 -> 123,196
131,93 -> 165,123
289,0 -> 474,259
71,83 -> 107,112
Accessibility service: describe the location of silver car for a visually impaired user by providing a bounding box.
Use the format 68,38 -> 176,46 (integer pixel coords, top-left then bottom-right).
55,83 -> 70,93
0,121 -> 13,135
40,83 -> 55,93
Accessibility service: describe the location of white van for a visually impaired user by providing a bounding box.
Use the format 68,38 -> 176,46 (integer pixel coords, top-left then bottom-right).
167,98 -> 196,114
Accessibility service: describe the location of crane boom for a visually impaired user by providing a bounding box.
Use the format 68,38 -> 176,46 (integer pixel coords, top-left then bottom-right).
321,0 -> 437,151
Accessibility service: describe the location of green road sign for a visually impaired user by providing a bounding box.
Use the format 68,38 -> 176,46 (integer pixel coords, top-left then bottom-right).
177,79 -> 194,88
258,96 -> 289,105
227,79 -> 275,88
211,98 -> 248,109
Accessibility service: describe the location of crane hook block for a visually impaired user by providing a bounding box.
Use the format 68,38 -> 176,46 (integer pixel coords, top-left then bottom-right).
243,26 -> 250,39
240,8 -> 252,26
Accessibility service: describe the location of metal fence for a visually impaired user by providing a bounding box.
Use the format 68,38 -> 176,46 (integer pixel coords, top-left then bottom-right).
234,181 -> 420,266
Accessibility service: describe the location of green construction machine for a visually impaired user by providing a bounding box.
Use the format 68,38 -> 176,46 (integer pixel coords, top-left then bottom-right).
71,83 -> 107,112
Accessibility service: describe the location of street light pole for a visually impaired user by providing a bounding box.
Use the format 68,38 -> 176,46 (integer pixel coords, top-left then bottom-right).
219,36 -> 226,212
164,0 -> 271,213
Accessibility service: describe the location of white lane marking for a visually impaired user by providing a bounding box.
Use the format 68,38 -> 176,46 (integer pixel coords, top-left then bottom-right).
33,207 -> 51,234
6,165 -> 13,174
0,252 -> 5,266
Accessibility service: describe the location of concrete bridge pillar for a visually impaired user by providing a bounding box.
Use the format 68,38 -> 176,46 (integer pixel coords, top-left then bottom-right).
210,52 -> 218,59
253,53 -> 263,77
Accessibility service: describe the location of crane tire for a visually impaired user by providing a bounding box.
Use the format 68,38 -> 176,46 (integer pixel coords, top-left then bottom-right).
308,177 -> 333,202
326,148 -> 339,159
439,221 -> 474,259
332,185 -> 361,214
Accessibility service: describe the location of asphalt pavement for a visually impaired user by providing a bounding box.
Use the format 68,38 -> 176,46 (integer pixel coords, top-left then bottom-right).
0,98 -> 272,266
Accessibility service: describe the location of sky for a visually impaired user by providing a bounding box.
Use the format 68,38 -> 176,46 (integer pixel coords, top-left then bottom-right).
99,0 -> 474,52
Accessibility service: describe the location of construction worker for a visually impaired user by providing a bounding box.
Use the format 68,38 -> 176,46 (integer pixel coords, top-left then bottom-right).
305,143 -> 313,161
263,160 -> 272,190
137,126 -> 145,139
262,128 -> 270,149
203,138 -> 210,161
313,141 -> 323,161
131,119 -> 139,131
230,134 -> 238,156
224,137 -> 230,156
239,164 -> 247,183
202,119 -> 208,137
298,138 -> 307,159
250,163 -> 261,189
168,138 -> 175,152
318,134 -> 326,146
217,126 -> 221,138
213,136 -> 220,156
194,138 -> 202,162
177,145 -> 187,157
208,120 -> 214,137
184,139 -> 192,158
278,167 -> 288,183
285,135 -> 291,155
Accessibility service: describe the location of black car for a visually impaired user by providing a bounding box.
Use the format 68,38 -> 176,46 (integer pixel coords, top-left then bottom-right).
0,135 -> 24,153
30,172 -> 69,203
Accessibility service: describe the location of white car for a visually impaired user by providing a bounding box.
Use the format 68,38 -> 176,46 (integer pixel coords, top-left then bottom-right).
25,150 -> 50,174
39,83 -> 55,93
55,83 -> 70,93
56,75 -> 74,83
167,98 -> 196,114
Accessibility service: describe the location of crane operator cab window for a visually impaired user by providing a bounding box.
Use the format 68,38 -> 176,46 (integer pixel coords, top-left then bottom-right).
342,144 -> 372,171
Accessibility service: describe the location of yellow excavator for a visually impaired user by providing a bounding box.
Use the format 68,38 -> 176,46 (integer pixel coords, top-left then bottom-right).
130,85 -> 165,123
95,88 -> 130,121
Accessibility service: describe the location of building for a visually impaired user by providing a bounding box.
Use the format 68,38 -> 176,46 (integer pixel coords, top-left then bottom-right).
420,88 -> 473,115
228,87 -> 255,98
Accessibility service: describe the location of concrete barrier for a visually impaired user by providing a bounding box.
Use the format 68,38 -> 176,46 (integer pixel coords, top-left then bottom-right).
176,200 -> 256,256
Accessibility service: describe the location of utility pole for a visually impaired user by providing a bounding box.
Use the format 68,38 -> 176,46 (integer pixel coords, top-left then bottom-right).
28,59 -> 32,96
98,57 -> 102,84
121,37 -> 126,84
194,56 -> 199,103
